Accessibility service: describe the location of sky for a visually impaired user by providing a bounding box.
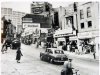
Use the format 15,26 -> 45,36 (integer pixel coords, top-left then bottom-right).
1,0 -> 99,13
1,1 -> 73,13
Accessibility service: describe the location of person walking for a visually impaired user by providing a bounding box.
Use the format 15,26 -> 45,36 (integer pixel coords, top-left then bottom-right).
62,43 -> 67,51
1,38 -> 11,53
1,39 -> 7,54
93,51 -> 96,59
63,59 -> 73,75
16,47 -> 23,63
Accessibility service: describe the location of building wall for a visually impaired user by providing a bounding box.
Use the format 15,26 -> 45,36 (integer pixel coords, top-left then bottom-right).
77,2 -> 99,33
22,14 -> 52,28
77,2 -> 99,56
54,3 -> 78,50
55,2 -> 99,55
1,8 -> 26,34
58,6 -> 65,29
1,8 -> 12,20
31,2 -> 52,16
51,8 -> 59,29
12,11 -> 26,33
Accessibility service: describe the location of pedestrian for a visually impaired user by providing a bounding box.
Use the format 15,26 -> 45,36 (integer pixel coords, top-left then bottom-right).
93,51 -> 96,59
16,47 -> 23,63
63,59 -> 73,75
1,38 -> 11,53
1,39 -> 5,53
62,44 -> 67,51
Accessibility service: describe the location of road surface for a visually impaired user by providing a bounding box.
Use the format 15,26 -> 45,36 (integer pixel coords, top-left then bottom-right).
1,44 -> 99,75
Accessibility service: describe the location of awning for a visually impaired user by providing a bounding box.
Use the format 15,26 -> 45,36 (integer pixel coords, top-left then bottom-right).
58,38 -> 66,41
54,28 -> 73,35
69,36 -> 78,40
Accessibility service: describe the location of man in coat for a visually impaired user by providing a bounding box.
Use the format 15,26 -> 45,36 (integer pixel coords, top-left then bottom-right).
63,59 -> 73,75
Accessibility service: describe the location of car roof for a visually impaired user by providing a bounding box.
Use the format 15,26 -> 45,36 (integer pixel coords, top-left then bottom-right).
47,48 -> 62,51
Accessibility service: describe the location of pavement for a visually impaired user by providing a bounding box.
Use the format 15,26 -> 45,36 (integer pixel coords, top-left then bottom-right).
32,44 -> 99,62
64,51 -> 99,63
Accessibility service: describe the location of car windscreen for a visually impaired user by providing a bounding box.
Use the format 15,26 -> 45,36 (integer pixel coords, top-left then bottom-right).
54,50 -> 64,54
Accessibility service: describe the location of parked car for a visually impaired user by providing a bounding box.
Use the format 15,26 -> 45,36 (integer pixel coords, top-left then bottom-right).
40,48 -> 68,64
11,39 -> 21,49
5,39 -> 12,48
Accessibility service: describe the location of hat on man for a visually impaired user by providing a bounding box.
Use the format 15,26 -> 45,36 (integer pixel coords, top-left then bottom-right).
68,59 -> 72,61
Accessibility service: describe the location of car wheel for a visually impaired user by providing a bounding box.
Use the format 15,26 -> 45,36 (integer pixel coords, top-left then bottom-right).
40,55 -> 43,60
50,58 -> 54,64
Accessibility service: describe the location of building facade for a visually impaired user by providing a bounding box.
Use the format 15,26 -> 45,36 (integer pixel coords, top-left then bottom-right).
31,2 -> 52,16
12,11 -> 26,34
77,2 -> 99,56
1,8 -> 26,33
54,2 -> 99,57
54,3 -> 77,51
22,14 -> 52,45
1,8 -> 12,20
21,2 -> 53,46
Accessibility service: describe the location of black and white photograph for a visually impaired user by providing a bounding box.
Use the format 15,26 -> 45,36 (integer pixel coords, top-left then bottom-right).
0,0 -> 100,75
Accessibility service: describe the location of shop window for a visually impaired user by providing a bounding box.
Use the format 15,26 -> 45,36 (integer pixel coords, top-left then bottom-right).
87,7 -> 91,18
80,10 -> 84,19
81,23 -> 84,29
88,21 -> 92,27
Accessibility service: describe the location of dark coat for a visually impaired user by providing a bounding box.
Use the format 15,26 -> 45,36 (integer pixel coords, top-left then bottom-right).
62,45 -> 67,51
16,49 -> 23,60
5,39 -> 12,47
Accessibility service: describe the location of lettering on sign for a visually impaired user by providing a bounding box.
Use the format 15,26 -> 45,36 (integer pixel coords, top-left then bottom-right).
23,23 -> 40,28
28,25 -> 38,27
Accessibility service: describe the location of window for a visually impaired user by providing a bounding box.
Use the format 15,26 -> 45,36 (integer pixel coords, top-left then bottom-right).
8,9 -> 12,14
88,21 -> 92,27
80,10 -> 84,19
4,8 -> 7,14
87,7 -> 91,17
55,50 -> 64,54
49,50 -> 53,54
81,23 -> 84,29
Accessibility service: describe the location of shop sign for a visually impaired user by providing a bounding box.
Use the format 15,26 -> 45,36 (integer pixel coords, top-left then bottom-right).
54,30 -> 76,37
54,28 -> 72,36
78,31 -> 99,39
23,23 -> 40,28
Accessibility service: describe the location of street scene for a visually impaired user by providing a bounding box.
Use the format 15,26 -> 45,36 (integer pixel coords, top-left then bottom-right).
1,1 -> 100,75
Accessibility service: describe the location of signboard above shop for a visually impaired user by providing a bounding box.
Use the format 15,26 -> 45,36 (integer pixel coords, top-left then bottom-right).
23,23 -> 40,28
22,18 -> 33,22
78,31 -> 99,39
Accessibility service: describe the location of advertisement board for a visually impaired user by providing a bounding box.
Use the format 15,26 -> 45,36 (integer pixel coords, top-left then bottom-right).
23,23 -> 40,28
23,23 -> 40,36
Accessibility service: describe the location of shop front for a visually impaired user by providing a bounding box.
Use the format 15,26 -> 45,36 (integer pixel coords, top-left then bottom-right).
78,31 -> 99,56
54,29 -> 77,51
69,36 -> 78,52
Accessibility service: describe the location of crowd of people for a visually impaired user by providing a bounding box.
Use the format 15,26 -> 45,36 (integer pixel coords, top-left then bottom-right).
22,39 -> 32,45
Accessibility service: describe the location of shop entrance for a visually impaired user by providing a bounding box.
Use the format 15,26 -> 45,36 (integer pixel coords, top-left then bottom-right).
80,38 -> 95,54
